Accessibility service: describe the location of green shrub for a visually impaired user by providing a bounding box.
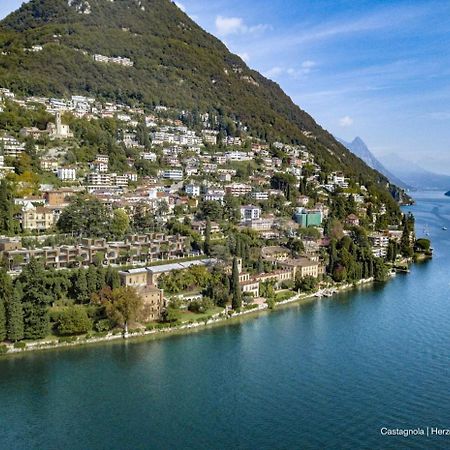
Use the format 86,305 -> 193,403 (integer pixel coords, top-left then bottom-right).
266,298 -> 276,310
58,336 -> 77,344
244,304 -> 258,311
95,319 -> 114,332
0,345 -> 8,354
14,342 -> 27,349
56,306 -> 93,336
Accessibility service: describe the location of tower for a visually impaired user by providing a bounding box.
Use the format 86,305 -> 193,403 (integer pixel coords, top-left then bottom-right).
55,111 -> 62,137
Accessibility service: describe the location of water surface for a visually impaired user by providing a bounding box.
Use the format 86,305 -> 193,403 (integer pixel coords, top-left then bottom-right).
1,191 -> 450,449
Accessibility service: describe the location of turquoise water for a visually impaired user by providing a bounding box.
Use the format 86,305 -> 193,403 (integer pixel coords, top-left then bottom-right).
1,192 -> 450,450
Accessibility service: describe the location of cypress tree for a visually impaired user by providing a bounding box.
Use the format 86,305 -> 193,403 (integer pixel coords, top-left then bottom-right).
0,289 -> 6,342
257,257 -> 264,274
96,266 -> 106,291
106,266 -> 121,290
87,265 -> 98,295
20,258 -> 51,340
230,257 -> 242,310
74,269 -> 89,303
6,281 -> 24,342
0,179 -> 16,234
0,270 -> 15,341
204,219 -> 211,256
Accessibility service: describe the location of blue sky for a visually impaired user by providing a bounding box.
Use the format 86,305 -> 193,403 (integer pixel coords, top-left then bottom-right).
2,1 -> 450,174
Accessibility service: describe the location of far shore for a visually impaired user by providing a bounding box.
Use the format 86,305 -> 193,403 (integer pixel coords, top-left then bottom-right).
0,277 -> 378,358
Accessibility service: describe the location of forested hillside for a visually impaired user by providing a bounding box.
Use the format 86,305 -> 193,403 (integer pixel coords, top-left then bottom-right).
0,0 -> 403,203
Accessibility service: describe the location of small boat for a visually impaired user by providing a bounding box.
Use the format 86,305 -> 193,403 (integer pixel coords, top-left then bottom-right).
443,227 -> 448,231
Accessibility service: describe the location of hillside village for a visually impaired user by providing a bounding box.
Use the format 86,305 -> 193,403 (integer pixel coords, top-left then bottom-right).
0,87 -> 426,345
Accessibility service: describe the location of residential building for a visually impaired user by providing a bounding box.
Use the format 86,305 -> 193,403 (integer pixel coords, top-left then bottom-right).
369,233 -> 390,248
226,183 -> 252,197
251,191 -> 269,201
22,205 -> 55,232
57,167 -> 77,181
345,214 -> 360,227
294,208 -> 323,227
163,169 -> 183,180
185,184 -> 201,197
240,205 -> 261,222
0,135 -> 24,158
204,189 -> 225,204
278,258 -> 322,279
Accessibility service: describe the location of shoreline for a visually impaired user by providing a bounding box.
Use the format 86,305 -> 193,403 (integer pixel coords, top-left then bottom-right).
0,278 -> 376,358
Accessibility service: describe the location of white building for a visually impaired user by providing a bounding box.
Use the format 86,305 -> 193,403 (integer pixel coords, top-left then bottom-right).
141,152 -> 157,162
86,173 -> 111,186
185,184 -> 201,197
225,151 -> 252,161
226,183 -> 252,197
163,169 -> 183,181
369,233 -> 390,248
204,189 -> 225,204
251,191 -> 269,201
126,172 -> 138,182
240,205 -> 261,222
0,135 -> 25,158
111,173 -> 128,187
57,167 -> 77,181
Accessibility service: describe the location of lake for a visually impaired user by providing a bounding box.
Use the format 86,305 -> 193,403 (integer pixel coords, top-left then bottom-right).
1,191 -> 450,449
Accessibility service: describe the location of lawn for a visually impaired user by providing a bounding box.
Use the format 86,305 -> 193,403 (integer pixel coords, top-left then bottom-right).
171,306 -> 225,323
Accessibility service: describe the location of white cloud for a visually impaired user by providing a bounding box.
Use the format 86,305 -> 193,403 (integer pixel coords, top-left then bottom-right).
339,116 -> 354,127
301,60 -> 316,72
215,16 -> 271,36
174,2 -> 186,12
264,61 -> 317,80
264,66 -> 283,78
238,52 -> 250,63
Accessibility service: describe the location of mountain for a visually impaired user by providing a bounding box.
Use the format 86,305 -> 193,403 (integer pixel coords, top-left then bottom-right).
378,154 -> 450,191
0,0 -> 401,201
337,137 -> 409,189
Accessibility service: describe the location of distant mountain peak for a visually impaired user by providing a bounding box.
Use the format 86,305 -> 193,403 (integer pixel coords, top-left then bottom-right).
337,136 -> 409,189
352,136 -> 365,145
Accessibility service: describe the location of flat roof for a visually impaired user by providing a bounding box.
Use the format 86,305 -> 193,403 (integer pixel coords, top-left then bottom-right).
119,258 -> 217,276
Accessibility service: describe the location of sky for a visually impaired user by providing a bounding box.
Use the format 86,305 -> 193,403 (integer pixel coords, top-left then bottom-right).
2,0 -> 450,174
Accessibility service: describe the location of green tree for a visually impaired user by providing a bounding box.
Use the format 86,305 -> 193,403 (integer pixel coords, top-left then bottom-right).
57,195 -> 110,237
96,287 -> 143,334
106,266 -> 121,290
19,258 -> 52,340
230,257 -> 242,310
296,275 -> 318,293
204,218 -> 211,256
415,238 -> 431,253
0,280 -> 6,341
55,306 -> 92,336
73,269 -> 89,303
111,208 -> 130,239
5,280 -> 24,342
198,200 -> 223,221
0,180 -> 17,234
86,265 -> 98,296
373,258 -> 389,282
400,222 -> 413,257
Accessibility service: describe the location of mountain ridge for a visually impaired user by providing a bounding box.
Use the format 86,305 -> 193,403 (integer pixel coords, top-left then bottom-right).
0,0 -> 403,204
337,136 -> 410,189
379,153 -> 450,191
